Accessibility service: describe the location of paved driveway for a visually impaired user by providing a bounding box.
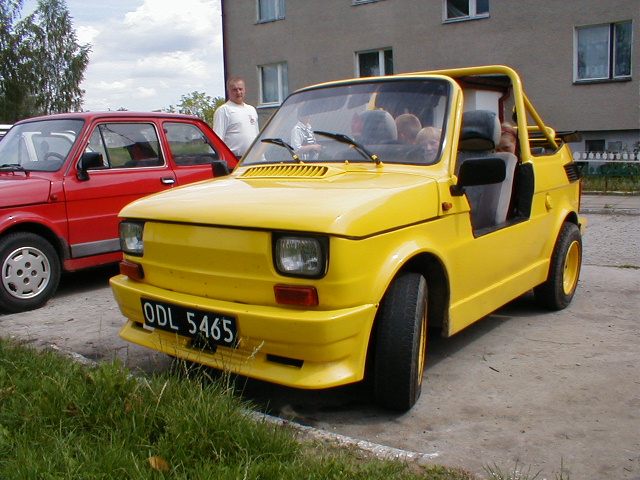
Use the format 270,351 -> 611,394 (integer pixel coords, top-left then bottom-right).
1,213 -> 638,479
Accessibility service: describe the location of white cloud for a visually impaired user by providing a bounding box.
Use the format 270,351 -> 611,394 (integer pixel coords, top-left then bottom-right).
66,0 -> 225,111
75,25 -> 99,45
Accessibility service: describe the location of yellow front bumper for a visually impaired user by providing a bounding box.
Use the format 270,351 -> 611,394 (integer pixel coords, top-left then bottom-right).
110,275 -> 378,389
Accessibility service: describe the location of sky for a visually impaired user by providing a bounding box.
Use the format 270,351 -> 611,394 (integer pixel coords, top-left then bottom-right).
22,0 -> 226,112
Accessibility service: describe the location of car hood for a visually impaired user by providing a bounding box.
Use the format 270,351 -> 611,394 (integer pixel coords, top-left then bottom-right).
120,164 -> 442,237
0,175 -> 52,208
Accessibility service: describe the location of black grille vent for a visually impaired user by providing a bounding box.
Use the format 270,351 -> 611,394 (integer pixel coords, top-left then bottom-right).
564,162 -> 580,183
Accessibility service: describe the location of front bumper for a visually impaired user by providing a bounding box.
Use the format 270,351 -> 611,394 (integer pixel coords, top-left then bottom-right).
110,274 -> 378,389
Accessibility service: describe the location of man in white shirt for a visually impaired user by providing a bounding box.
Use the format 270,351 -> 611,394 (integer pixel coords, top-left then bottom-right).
214,77 -> 259,158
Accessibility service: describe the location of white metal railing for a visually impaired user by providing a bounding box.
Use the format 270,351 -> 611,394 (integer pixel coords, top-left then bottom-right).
573,151 -> 640,161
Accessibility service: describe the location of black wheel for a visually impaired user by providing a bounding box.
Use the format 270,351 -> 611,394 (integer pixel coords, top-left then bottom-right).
534,223 -> 582,311
373,271 -> 428,411
0,233 -> 61,313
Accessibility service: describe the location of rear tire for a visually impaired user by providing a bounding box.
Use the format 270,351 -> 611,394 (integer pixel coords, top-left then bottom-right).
0,233 -> 61,313
534,223 -> 582,310
373,271 -> 428,411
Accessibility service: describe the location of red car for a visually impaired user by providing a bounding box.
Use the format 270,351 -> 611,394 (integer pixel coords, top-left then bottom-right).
0,111 -> 237,313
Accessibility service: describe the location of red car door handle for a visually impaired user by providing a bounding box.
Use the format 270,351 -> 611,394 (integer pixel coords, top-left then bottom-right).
161,177 -> 176,185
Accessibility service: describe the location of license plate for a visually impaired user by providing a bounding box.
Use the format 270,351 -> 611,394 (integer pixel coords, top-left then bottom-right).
141,298 -> 238,348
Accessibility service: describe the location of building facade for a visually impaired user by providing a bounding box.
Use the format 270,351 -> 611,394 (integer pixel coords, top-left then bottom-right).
221,0 -> 639,158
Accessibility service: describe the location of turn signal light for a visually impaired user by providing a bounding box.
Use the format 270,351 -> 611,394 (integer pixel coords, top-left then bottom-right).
274,284 -> 318,306
120,260 -> 144,280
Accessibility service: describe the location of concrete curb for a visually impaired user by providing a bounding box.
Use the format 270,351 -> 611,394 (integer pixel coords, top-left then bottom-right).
246,410 -> 440,465
580,208 -> 640,215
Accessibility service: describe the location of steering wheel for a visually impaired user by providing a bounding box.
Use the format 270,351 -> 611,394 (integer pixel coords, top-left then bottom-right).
44,152 -> 65,162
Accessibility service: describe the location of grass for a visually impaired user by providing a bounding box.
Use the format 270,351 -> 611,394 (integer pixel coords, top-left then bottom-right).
0,337 -> 476,480
485,459 -> 570,480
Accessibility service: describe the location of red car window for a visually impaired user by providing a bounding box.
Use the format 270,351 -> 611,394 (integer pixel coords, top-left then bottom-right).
165,122 -> 221,166
89,123 -> 163,168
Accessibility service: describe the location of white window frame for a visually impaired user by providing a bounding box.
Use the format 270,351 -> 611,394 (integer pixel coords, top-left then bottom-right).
574,21 -> 633,82
258,63 -> 288,107
257,0 -> 285,23
443,0 -> 489,22
355,48 -> 393,77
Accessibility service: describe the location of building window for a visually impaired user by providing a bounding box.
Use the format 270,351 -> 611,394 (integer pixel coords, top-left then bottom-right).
259,63 -> 288,106
356,49 -> 393,77
586,139 -> 605,153
575,21 -> 632,82
257,0 -> 285,23
444,0 -> 489,21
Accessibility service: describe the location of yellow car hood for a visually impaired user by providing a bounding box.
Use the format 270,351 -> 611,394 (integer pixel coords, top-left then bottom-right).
120,165 -> 442,237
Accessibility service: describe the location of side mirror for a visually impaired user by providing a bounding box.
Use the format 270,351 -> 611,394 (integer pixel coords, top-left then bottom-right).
76,151 -> 104,181
451,157 -> 506,196
211,160 -> 231,177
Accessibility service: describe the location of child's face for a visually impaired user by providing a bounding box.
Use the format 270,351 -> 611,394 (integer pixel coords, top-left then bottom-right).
419,137 -> 440,162
497,134 -> 517,154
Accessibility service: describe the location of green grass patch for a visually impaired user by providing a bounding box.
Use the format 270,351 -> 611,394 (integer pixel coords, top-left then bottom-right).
0,338 -> 475,479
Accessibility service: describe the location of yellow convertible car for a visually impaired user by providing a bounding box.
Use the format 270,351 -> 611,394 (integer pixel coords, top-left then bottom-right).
111,65 -> 585,410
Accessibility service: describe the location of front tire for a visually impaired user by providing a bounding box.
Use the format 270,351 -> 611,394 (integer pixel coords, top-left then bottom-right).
373,271 -> 428,411
534,222 -> 582,310
0,233 -> 61,313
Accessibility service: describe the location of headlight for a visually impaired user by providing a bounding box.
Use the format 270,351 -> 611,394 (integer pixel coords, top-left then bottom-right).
274,234 -> 328,278
120,221 -> 145,256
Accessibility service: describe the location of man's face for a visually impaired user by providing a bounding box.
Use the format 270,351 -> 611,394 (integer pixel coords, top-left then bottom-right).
228,81 -> 246,104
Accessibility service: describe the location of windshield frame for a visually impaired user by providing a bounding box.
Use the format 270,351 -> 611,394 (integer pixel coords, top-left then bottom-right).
241,76 -> 452,167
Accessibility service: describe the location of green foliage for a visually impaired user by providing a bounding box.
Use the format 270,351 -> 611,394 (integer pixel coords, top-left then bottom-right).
167,91 -> 225,128
0,0 -> 89,123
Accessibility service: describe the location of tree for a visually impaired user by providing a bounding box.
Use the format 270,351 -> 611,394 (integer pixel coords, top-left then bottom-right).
172,91 -> 225,128
0,0 -> 89,123
0,0 -> 30,121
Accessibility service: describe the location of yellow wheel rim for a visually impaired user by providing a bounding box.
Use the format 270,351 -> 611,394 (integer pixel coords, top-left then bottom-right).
417,306 -> 427,385
563,240 -> 581,295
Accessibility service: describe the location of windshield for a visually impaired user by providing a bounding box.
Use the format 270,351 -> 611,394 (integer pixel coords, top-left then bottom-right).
0,119 -> 84,172
242,78 -> 451,166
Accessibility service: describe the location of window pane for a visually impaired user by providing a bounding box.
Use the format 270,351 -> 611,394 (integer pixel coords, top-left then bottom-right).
87,127 -> 108,167
359,51 -> 380,77
281,63 -> 289,99
258,0 -> 275,21
447,0 -> 469,19
476,0 -> 489,15
261,64 -> 279,103
614,22 -> 632,77
577,25 -> 610,80
586,140 -> 605,152
384,49 -> 394,75
100,123 -> 162,168
165,123 -> 219,165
